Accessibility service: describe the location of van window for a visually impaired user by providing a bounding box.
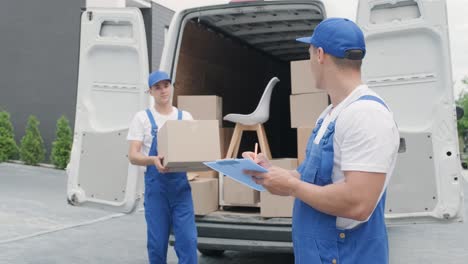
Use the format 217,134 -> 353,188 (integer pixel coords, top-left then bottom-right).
370,0 -> 421,24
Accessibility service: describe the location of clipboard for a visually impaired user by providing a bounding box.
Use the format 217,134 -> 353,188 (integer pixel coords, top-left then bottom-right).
203,159 -> 268,191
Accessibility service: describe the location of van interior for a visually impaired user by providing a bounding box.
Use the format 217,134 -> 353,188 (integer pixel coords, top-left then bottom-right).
173,3 -> 325,159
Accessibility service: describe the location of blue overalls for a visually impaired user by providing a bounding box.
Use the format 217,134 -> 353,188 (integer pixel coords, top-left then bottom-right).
293,95 -> 389,264
144,109 -> 198,264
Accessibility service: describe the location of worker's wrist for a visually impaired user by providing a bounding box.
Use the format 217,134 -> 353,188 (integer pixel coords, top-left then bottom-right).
290,169 -> 300,179
287,176 -> 301,197
149,156 -> 158,165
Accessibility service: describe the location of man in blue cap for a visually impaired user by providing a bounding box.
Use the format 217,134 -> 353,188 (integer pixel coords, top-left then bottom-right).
244,18 -> 399,263
127,70 -> 198,264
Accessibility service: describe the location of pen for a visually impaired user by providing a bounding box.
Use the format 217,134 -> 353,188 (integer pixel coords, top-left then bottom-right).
254,142 -> 258,160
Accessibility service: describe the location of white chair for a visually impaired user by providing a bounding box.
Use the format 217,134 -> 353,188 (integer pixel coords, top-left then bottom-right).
223,77 -> 280,159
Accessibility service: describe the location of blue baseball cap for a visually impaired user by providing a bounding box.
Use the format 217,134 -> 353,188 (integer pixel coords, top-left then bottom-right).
297,18 -> 366,60
148,70 -> 172,87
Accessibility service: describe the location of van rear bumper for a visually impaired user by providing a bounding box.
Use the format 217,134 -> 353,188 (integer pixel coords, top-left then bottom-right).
197,237 -> 293,253
171,213 -> 294,253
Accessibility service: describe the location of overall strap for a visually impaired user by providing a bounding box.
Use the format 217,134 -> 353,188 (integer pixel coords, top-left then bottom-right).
177,109 -> 183,120
145,109 -> 158,137
357,95 -> 389,110
312,118 -> 324,135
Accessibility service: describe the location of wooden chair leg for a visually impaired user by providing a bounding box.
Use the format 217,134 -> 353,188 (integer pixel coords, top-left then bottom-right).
257,124 -> 272,159
260,124 -> 272,159
226,123 -> 271,159
225,124 -> 242,159
233,128 -> 244,158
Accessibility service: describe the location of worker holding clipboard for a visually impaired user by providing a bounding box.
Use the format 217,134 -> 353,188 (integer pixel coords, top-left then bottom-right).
243,18 -> 399,264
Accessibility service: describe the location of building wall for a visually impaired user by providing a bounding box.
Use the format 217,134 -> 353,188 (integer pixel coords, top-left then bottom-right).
0,1 -> 173,161
0,0 -> 84,159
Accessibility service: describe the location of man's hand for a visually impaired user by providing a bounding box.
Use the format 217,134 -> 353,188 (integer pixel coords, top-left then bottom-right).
242,152 -> 272,169
245,166 -> 300,196
154,155 -> 169,173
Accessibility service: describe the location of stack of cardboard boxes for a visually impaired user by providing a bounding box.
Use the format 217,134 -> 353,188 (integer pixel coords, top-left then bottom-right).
257,60 -> 330,218
177,96 -> 262,208
177,95 -> 234,215
157,117 -> 221,215
177,95 -> 234,173
290,60 -> 329,164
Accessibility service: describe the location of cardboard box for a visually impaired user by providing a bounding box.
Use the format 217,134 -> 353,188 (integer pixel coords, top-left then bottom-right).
158,120 -> 221,172
223,177 -> 260,205
187,127 -> 233,175
260,158 -> 297,217
291,60 -> 322,94
195,170 -> 219,178
297,127 -> 313,164
260,192 -> 295,217
187,126 -> 233,177
190,178 -> 219,215
290,93 -> 329,128
178,95 -> 223,125
270,158 -> 298,170
187,172 -> 198,181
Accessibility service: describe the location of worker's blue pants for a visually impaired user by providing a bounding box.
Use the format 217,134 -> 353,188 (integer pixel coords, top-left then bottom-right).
144,171 -> 198,264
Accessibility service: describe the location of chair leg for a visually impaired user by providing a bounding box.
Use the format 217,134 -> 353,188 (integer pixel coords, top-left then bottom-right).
256,124 -> 272,160
225,124 -> 242,159
233,128 -> 244,158
226,123 -> 271,159
260,125 -> 272,159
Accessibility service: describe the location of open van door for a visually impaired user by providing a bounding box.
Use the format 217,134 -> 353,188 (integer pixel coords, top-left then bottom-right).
357,0 -> 464,224
67,8 -> 148,213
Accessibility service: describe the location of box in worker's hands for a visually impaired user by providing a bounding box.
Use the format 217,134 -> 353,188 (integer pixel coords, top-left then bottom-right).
158,120 -> 221,172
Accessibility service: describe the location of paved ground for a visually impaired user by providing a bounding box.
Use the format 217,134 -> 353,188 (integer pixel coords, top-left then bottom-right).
0,163 -> 467,263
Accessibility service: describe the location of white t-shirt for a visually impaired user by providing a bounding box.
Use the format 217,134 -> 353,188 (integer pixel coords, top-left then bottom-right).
126,106 -> 193,156
312,85 -> 400,229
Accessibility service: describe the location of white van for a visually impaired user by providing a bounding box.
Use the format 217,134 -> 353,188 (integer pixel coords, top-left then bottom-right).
67,0 -> 464,256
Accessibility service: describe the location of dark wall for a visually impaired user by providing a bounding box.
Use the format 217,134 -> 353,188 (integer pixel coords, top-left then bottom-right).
0,2 -> 173,161
0,0 -> 83,159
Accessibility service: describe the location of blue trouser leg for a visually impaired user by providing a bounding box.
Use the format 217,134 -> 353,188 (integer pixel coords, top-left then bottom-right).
171,180 -> 198,264
145,179 -> 171,264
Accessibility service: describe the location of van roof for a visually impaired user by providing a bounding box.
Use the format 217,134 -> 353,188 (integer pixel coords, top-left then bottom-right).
183,2 -> 325,61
